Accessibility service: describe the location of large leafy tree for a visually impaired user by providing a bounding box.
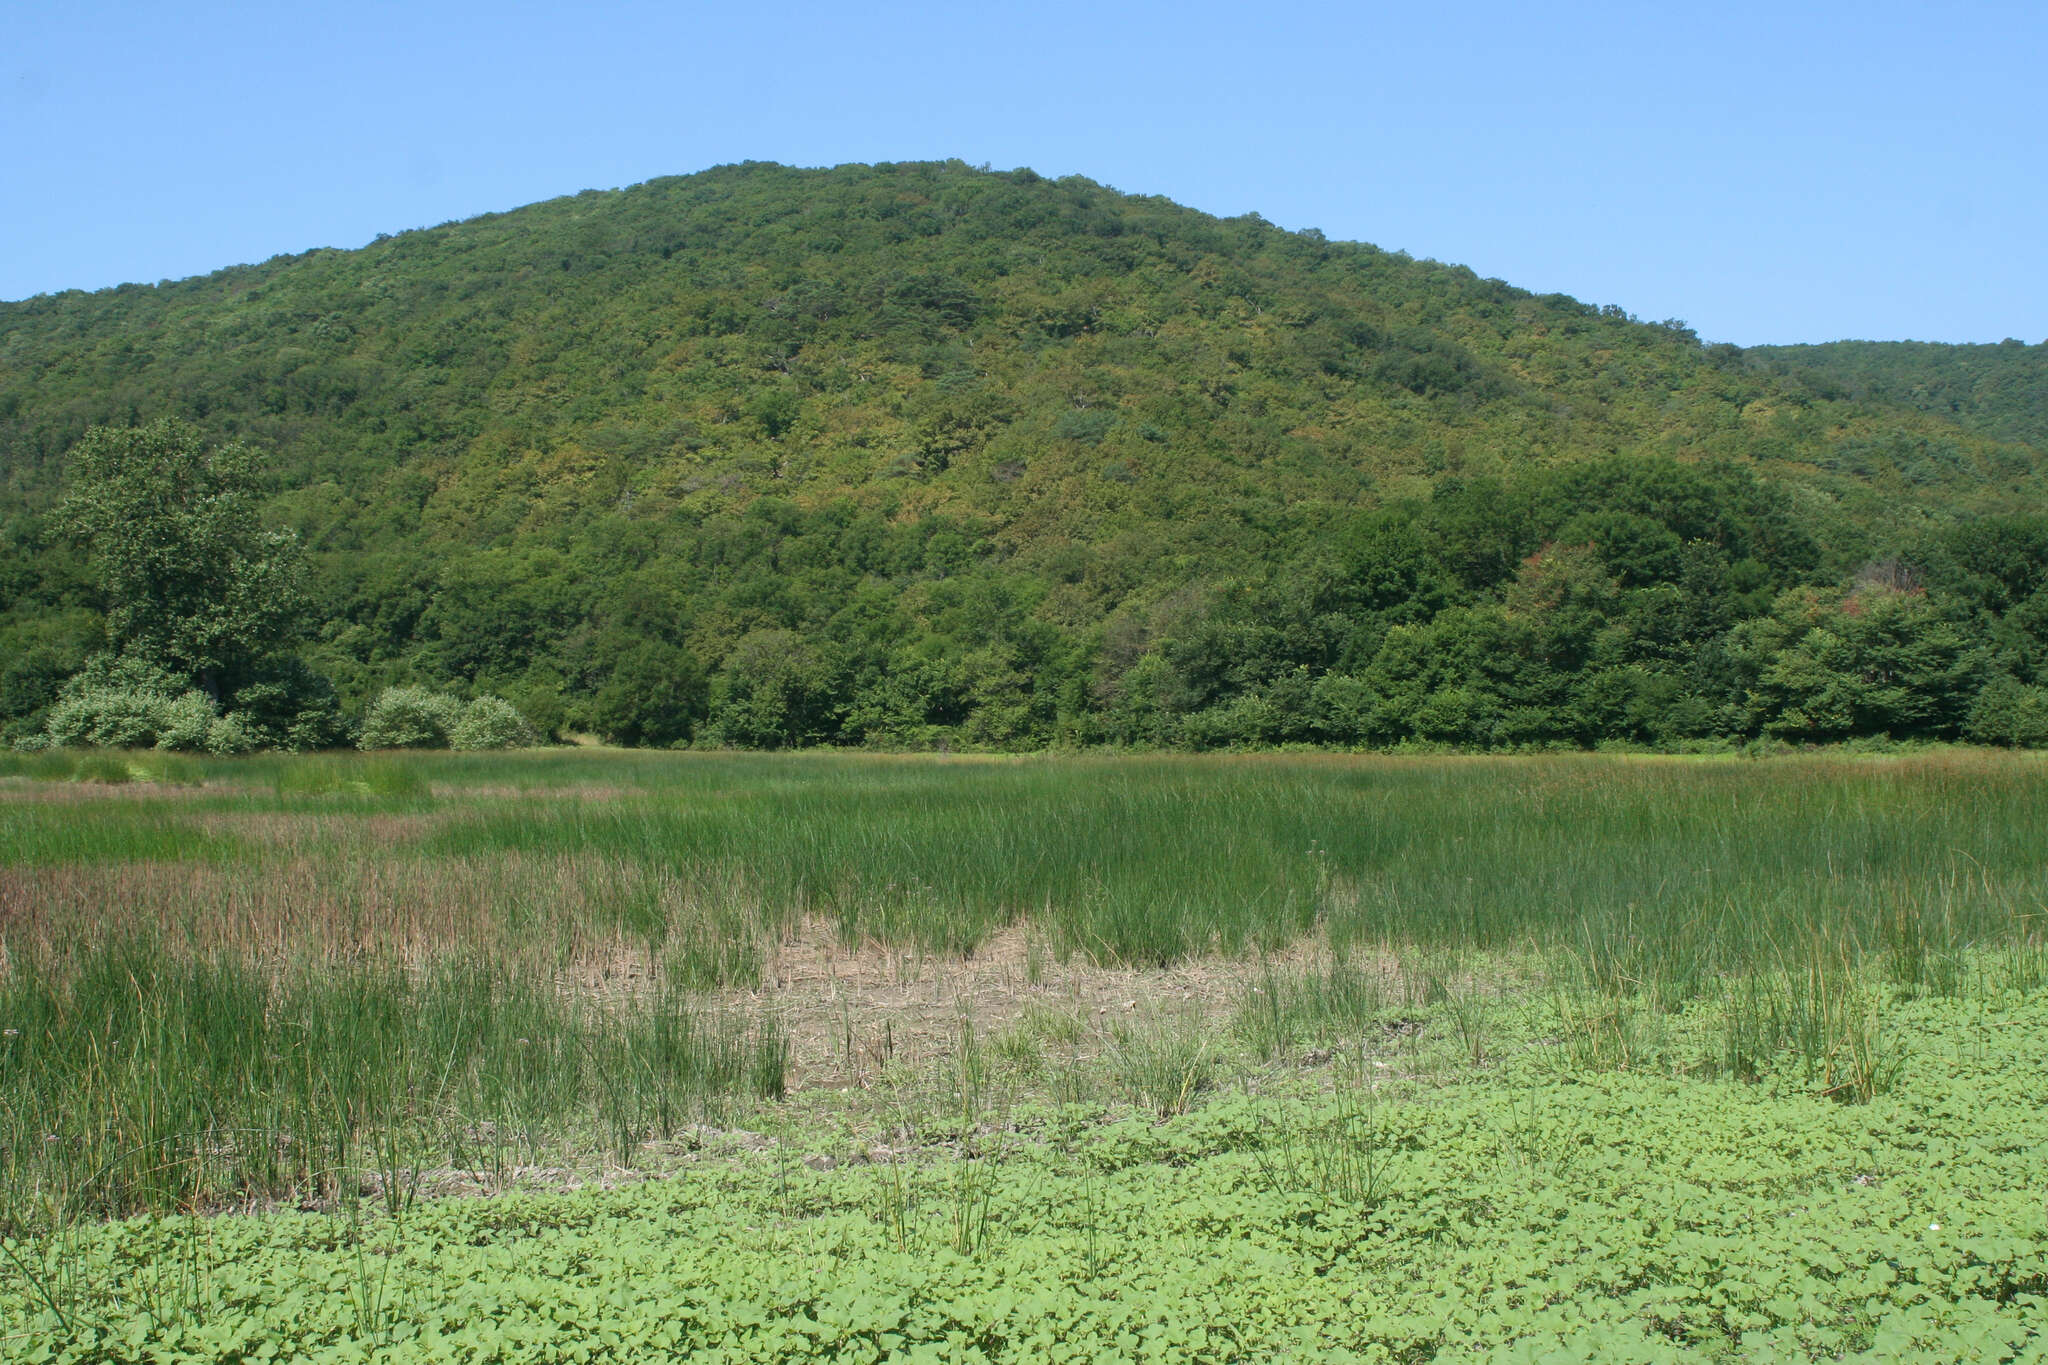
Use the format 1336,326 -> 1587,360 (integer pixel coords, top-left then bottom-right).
59,419 -> 310,701
591,641 -> 707,747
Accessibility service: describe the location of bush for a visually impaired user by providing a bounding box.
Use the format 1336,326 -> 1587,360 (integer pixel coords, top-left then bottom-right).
154,691 -> 219,751
448,695 -> 538,750
44,681 -> 247,754
505,676 -> 567,743
1181,695 -> 1281,750
1965,676 -> 2048,748
46,687 -> 172,749
205,714 -> 259,755
358,686 -> 464,749
230,656 -> 348,751
38,653 -> 331,754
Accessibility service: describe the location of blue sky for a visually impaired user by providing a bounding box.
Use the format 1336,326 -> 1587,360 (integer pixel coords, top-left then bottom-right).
5,0 -> 2042,344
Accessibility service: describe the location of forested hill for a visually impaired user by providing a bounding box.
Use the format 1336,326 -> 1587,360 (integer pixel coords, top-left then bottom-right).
1749,338 -> 2048,454
3,159 -> 2046,751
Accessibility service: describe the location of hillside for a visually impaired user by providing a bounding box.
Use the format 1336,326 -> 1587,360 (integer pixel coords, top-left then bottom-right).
3,160 -> 2045,750
1750,338 -> 2048,453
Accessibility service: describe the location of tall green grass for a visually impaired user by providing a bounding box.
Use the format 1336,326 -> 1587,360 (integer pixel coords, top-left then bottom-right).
10,749 -> 2045,976
0,806 -> 237,867
270,755 -> 433,801
412,752 -> 2048,974
0,938 -> 786,1231
7,749 -> 2046,1217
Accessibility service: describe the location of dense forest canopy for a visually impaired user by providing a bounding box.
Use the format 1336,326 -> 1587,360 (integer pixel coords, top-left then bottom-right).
2,159 -> 2044,750
1749,338 -> 2048,454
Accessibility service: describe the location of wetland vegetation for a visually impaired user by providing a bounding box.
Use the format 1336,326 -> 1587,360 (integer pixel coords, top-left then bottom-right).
5,158 -> 2048,1361
3,749 -> 2045,1359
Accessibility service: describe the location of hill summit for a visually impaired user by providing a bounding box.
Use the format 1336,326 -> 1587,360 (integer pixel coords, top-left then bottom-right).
3,160 -> 2045,750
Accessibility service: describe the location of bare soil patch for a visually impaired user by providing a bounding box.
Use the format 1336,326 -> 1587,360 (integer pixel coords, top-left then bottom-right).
729,921 -> 1352,1092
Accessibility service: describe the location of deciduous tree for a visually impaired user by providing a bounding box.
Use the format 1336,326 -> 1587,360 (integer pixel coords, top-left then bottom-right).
59,419 -> 309,702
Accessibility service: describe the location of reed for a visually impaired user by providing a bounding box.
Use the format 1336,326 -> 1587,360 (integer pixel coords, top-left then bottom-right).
0,936 -> 785,1232
6,748 -> 2045,1220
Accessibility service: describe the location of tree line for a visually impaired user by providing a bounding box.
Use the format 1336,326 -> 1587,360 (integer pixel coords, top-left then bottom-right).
14,420 -> 2045,754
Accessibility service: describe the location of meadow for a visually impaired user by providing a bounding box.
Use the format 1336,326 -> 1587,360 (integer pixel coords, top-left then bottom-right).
2,749 -> 2046,1360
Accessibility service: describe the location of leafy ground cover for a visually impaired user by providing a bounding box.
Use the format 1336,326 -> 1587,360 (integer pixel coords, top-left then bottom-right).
6,990 -> 2044,1362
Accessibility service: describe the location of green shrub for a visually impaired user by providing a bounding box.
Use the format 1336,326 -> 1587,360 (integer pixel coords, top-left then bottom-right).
359,686 -> 464,749
1965,676 -> 2048,748
153,690 -> 219,751
449,695 -> 539,750
205,714 -> 258,755
229,655 -> 349,751
44,683 -> 251,755
505,675 -> 567,742
35,653 -> 338,754
45,687 -> 170,749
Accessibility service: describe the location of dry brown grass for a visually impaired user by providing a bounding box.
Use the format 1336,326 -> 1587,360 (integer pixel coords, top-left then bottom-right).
192,810 -> 437,854
0,851 -> 765,965
0,778 -> 213,804
0,837 -> 1376,1096
741,919 -> 1355,1091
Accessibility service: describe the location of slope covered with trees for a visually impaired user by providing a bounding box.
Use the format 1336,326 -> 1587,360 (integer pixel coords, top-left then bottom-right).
2,160 -> 2044,750
1750,338 -> 2048,454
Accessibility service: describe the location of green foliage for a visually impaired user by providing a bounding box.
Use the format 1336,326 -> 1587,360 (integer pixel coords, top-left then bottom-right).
38,654 -> 255,754
2,164 -> 2045,752
1753,336 -> 2048,451
357,685 -> 463,749
22,420 -> 345,749
226,654 -> 350,750
1965,675 -> 2048,747
54,420 -> 309,695
1735,585 -> 1989,741
149,688 -> 215,752
589,641 -> 705,747
447,694 -> 539,750
0,611 -> 95,744
5,991 -> 2045,1361
200,712 -> 257,755
43,685 -> 171,749
40,656 -> 294,754
706,629 -> 840,748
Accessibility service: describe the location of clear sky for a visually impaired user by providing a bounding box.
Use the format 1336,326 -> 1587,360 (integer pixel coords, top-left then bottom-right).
5,0 -> 2043,345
